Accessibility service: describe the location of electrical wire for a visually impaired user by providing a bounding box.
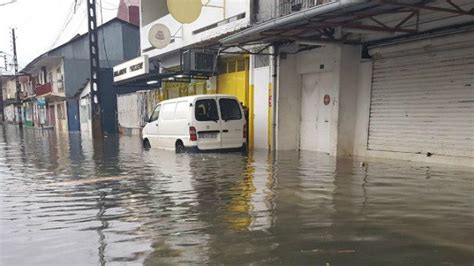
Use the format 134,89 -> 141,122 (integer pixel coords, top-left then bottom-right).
49,0 -> 79,49
0,0 -> 17,7
99,0 -> 111,68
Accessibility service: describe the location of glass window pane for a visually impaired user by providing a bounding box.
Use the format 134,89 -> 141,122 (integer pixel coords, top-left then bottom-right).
219,98 -> 242,121
149,105 -> 161,122
195,99 -> 219,121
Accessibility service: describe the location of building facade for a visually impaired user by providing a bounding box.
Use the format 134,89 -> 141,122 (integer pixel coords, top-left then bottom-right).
21,18 -> 140,133
113,0 -> 473,166
221,0 -> 474,166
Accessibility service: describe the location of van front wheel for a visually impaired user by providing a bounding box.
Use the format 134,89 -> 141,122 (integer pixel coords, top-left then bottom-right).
143,139 -> 151,150
175,141 -> 185,154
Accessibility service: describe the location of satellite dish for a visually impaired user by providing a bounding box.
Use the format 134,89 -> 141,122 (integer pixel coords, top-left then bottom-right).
148,23 -> 171,49
167,0 -> 202,24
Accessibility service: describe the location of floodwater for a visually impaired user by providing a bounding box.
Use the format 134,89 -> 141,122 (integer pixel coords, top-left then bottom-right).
0,125 -> 473,266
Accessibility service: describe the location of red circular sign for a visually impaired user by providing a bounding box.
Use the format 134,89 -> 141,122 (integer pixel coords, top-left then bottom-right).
323,94 -> 330,105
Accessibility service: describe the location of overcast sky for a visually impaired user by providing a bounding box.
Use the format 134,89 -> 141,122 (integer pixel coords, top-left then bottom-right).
0,0 -> 120,73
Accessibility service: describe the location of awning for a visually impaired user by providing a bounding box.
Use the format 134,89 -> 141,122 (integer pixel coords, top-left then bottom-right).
114,70 -> 212,88
219,0 -> 474,47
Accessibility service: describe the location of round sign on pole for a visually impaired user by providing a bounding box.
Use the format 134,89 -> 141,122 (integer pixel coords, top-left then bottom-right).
167,0 -> 202,24
323,94 -> 331,105
148,23 -> 171,49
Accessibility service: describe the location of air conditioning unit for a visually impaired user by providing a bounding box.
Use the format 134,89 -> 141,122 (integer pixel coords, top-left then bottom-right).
182,50 -> 215,74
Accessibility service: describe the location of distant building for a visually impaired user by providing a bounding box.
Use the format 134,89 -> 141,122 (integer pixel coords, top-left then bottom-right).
21,18 -> 140,132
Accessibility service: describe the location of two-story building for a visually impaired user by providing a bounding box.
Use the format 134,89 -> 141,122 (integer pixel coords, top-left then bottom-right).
113,0 -> 473,166
0,75 -> 29,124
0,75 -> 16,123
113,0 -> 260,143
22,18 -> 140,132
220,0 -> 474,166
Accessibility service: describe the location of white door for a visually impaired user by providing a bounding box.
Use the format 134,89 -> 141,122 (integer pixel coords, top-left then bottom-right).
158,102 -> 177,149
219,97 -> 245,149
146,105 -> 161,147
300,72 -> 332,153
193,98 -> 222,150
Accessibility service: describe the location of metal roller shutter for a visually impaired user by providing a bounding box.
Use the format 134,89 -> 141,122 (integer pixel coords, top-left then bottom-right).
368,41 -> 474,158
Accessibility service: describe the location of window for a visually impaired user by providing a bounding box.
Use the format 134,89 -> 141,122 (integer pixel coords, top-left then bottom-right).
237,59 -> 246,72
254,54 -> 269,68
161,103 -> 176,120
149,105 -> 161,122
175,101 -> 189,119
219,99 -> 242,121
195,99 -> 219,122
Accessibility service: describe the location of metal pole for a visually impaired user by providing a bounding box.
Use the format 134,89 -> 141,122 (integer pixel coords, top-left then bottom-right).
12,29 -> 22,127
271,44 -> 279,152
87,0 -> 103,138
0,73 -> 4,123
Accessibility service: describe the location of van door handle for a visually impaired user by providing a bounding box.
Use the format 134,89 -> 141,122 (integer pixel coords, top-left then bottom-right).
155,124 -> 159,127
223,129 -> 229,133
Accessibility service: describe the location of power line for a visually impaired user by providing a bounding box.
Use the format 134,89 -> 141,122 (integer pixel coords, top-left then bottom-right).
49,0 -> 80,49
99,0 -> 111,67
0,0 -> 17,7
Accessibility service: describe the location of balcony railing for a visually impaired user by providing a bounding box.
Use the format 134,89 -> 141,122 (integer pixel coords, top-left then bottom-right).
278,0 -> 333,17
34,82 -> 52,96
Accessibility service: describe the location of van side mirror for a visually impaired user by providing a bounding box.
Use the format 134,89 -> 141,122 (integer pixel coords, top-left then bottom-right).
144,117 -> 150,123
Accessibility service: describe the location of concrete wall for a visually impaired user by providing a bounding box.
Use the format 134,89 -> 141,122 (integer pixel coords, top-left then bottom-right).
276,45 -> 344,153
352,60 -> 373,157
337,45 -> 362,157
275,53 -> 300,150
141,0 -> 250,58
250,59 -> 270,150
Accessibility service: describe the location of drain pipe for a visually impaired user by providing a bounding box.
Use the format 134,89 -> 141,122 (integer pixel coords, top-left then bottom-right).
271,44 -> 279,152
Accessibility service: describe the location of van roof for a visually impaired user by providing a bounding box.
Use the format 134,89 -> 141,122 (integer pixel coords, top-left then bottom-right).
158,94 -> 239,105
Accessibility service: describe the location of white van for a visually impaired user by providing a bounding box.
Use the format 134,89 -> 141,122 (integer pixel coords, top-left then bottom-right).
142,94 -> 247,152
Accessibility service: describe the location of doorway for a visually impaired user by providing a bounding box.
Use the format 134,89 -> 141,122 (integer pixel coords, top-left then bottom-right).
299,72 -> 332,153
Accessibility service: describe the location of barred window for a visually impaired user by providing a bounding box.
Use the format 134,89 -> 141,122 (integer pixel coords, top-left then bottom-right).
254,54 -> 269,68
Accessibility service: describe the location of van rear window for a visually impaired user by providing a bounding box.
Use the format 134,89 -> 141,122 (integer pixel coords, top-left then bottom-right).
219,98 -> 242,121
195,99 -> 219,122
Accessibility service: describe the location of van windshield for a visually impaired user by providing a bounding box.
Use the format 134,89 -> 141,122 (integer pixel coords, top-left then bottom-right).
219,98 -> 242,121
195,99 -> 219,122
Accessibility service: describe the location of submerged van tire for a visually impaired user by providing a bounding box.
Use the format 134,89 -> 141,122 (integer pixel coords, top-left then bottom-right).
175,140 -> 185,153
143,139 -> 151,150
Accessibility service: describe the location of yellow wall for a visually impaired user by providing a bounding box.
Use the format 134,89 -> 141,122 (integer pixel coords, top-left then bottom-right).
217,57 -> 249,106
217,57 -> 253,150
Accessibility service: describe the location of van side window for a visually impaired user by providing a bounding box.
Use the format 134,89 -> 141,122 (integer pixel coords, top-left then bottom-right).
149,105 -> 161,122
195,99 -> 219,121
161,103 -> 176,120
175,101 -> 188,120
219,99 -> 242,121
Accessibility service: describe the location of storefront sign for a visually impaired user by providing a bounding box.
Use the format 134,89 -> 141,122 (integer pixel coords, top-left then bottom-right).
113,55 -> 149,83
37,98 -> 46,107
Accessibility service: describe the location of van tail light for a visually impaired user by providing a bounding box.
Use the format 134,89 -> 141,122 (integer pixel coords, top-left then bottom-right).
189,126 -> 197,141
243,124 -> 247,139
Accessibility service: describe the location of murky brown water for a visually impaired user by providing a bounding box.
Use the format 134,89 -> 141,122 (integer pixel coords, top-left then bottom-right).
0,125 -> 473,265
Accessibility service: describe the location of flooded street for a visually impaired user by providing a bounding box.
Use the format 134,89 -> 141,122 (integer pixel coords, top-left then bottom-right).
0,125 -> 473,265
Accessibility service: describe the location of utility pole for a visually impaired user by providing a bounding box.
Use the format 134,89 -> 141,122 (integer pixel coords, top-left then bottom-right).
0,54 -> 7,123
0,71 -> 4,123
12,29 -> 22,127
87,0 -> 103,139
